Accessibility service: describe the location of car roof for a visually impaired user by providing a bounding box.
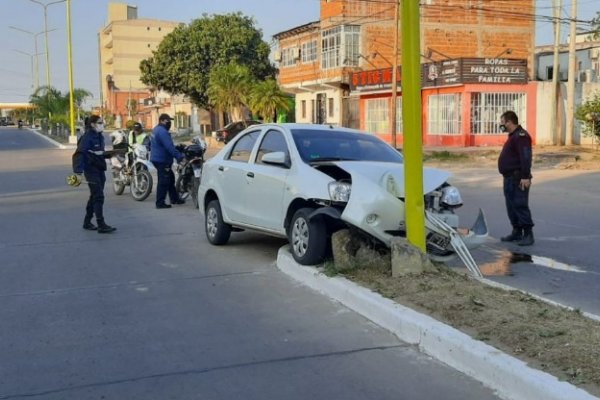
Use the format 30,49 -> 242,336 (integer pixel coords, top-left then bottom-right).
247,123 -> 367,135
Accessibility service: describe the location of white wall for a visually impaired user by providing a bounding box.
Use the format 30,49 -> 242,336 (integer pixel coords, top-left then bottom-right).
536,81 -> 600,145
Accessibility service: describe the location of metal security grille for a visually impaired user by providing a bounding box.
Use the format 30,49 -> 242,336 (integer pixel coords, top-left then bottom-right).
471,92 -> 527,135
427,93 -> 462,135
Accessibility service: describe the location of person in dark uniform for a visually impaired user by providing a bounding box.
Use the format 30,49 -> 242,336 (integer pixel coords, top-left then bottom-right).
72,115 -> 116,233
497,111 -> 534,246
150,113 -> 184,209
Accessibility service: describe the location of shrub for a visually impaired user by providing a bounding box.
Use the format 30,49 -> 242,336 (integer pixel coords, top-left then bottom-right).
575,92 -> 600,142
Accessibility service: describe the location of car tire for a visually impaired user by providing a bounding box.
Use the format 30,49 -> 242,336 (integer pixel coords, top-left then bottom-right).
205,199 -> 231,245
288,208 -> 327,265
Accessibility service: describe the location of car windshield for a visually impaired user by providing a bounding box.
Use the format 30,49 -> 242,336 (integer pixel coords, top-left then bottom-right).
291,129 -> 404,164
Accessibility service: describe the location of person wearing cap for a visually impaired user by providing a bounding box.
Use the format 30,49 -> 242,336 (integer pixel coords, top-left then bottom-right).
150,113 -> 184,209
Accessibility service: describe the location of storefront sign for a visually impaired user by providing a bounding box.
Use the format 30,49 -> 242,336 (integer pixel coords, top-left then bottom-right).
349,67 -> 401,92
461,58 -> 528,84
422,59 -> 461,87
421,58 -> 528,87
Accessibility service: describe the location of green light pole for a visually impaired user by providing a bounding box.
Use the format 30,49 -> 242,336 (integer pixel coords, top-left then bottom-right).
401,0 -> 425,251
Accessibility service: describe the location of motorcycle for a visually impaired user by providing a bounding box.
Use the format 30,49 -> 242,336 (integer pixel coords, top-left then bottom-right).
17,120 -> 23,129
110,130 -> 154,201
175,136 -> 207,209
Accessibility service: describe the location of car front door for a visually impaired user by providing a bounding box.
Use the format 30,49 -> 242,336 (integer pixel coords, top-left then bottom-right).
243,129 -> 291,232
217,130 -> 261,223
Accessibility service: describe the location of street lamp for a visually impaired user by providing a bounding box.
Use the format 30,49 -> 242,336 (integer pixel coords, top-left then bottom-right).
13,49 -> 45,90
8,26 -> 53,88
27,0 -> 66,88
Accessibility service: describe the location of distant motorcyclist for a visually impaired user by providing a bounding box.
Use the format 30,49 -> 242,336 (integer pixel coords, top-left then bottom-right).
17,119 -> 23,129
128,122 -> 150,150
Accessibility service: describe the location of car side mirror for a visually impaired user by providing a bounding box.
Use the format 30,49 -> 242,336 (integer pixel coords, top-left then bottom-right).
261,151 -> 290,168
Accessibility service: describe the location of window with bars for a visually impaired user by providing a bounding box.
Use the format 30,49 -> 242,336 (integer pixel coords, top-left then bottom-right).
301,41 -> 317,63
427,94 -> 462,135
366,98 -> 389,134
470,92 -> 526,135
321,25 -> 360,69
395,99 -> 403,134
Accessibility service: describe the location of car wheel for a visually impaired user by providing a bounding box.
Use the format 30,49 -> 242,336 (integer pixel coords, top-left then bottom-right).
205,199 -> 231,245
288,208 -> 327,265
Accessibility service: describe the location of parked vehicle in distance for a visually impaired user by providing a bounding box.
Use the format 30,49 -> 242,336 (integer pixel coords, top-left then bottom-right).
198,123 -> 488,266
215,120 -> 261,144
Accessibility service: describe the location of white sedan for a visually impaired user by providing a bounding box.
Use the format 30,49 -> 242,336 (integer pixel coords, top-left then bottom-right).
198,123 -> 487,265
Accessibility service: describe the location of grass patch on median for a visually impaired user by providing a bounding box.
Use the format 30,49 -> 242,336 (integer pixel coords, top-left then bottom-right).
341,263 -> 600,396
423,151 -> 470,162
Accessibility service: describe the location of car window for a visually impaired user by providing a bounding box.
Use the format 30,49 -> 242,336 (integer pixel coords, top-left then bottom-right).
228,130 -> 261,163
291,128 -> 403,164
256,130 -> 290,166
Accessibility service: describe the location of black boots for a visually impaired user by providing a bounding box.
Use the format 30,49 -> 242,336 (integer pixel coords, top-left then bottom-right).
97,219 -> 117,234
83,221 -> 97,231
501,227 -> 534,246
501,228 -> 522,242
518,227 -> 535,246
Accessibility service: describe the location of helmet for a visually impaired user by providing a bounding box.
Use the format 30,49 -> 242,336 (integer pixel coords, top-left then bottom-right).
184,144 -> 205,159
110,130 -> 128,150
111,130 -> 127,145
132,122 -> 143,131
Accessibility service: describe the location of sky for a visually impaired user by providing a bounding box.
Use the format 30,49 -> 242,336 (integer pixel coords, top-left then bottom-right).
0,0 -> 599,105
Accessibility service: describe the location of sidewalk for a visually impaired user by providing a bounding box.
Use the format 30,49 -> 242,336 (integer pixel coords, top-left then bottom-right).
277,247 -> 600,400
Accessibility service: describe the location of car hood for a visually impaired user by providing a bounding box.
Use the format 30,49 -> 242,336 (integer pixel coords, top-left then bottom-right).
329,161 -> 451,197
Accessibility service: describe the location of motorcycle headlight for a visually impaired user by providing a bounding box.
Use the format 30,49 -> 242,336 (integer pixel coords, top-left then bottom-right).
441,186 -> 463,208
328,181 -> 351,203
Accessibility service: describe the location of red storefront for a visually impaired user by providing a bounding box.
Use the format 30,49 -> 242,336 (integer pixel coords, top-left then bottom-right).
351,58 -> 536,147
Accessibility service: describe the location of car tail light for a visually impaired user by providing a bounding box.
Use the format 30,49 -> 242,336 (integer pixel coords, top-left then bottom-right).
222,130 -> 229,139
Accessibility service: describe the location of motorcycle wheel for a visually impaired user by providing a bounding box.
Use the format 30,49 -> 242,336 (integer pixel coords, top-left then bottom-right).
175,174 -> 190,201
191,177 -> 200,209
112,171 -> 125,195
131,169 -> 153,201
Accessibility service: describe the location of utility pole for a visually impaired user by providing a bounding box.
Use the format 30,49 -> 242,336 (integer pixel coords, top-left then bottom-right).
566,0 -> 577,146
402,0 -> 426,252
550,0 -> 562,145
390,1 -> 400,149
66,0 -> 76,142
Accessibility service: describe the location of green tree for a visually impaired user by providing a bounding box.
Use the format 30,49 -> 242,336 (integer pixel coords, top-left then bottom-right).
207,63 -> 253,122
140,13 -> 276,108
592,11 -> 600,39
29,86 -> 68,118
575,92 -> 600,142
248,78 -> 291,122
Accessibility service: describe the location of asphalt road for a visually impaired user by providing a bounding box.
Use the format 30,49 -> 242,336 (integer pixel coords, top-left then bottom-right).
0,127 -> 498,399
449,165 -> 600,315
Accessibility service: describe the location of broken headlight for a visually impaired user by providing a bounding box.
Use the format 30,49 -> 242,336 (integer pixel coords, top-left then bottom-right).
328,181 -> 351,202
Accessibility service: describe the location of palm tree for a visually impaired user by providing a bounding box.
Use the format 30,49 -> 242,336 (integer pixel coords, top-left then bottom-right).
248,79 -> 290,123
29,86 -> 68,119
207,63 -> 253,122
69,88 -> 93,122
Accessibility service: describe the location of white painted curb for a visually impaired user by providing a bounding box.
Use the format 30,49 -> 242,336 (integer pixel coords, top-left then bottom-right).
277,247 -> 599,400
27,128 -> 71,149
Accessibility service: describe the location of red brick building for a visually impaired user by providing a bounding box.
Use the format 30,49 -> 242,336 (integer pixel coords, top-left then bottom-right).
274,0 -> 537,146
